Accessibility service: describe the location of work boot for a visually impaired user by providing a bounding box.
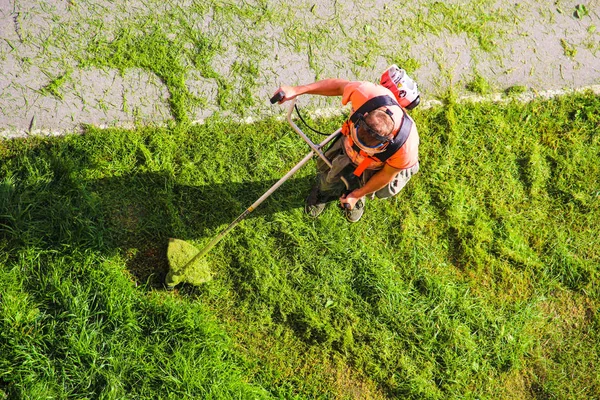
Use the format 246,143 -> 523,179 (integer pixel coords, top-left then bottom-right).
305,185 -> 327,218
344,198 -> 365,223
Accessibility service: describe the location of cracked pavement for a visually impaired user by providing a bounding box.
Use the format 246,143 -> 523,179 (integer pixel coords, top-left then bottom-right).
1,0 -> 599,137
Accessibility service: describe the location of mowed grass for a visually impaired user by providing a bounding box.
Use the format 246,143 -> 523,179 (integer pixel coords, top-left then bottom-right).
1,92 -> 599,399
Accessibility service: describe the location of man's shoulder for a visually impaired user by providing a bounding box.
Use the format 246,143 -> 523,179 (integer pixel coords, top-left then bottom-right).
342,81 -> 395,107
350,81 -> 388,93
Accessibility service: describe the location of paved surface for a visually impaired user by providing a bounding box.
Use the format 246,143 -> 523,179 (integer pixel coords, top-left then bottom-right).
1,0 -> 599,137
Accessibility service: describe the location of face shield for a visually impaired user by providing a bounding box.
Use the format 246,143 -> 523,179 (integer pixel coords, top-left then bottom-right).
350,117 -> 392,155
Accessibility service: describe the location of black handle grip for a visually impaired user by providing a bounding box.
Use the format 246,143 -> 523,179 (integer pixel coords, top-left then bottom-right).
341,189 -> 354,210
270,91 -> 285,104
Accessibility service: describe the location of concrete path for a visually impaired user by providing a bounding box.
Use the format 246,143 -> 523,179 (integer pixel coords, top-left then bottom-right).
1,0 -> 599,137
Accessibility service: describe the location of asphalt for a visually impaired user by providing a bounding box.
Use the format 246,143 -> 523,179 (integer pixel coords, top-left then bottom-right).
1,0 -> 599,138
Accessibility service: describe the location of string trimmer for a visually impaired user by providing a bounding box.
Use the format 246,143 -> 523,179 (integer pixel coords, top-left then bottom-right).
165,92 -> 351,289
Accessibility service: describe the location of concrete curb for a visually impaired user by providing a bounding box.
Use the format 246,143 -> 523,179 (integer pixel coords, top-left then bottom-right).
2,84 -> 600,140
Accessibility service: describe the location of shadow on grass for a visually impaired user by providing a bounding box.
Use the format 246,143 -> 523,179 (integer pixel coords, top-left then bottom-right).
109,171 -> 316,286
0,161 -> 316,288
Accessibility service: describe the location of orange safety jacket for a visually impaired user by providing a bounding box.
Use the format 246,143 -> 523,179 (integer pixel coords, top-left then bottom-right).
341,95 -> 413,177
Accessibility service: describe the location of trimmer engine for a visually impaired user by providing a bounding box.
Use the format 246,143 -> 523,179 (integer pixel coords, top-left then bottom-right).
380,65 -> 420,110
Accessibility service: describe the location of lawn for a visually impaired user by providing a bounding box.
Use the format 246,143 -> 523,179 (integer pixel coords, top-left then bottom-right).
1,91 -> 599,399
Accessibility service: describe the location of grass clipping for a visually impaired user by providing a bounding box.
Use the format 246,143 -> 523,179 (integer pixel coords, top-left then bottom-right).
165,238 -> 212,288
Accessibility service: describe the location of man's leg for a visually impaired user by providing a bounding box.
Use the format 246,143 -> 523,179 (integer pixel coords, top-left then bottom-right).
306,139 -> 355,217
373,162 -> 420,199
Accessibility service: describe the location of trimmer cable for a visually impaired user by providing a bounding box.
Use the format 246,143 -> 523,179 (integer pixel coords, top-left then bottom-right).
294,104 -> 330,136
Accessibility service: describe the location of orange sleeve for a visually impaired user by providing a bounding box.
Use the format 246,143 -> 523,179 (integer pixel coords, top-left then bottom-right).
341,81 -> 363,107
385,124 -> 420,169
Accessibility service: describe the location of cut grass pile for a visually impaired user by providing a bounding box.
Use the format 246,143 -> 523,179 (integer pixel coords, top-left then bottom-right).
1,92 -> 599,399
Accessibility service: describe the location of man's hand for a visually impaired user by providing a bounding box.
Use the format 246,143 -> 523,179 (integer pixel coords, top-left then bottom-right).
272,86 -> 299,104
339,190 -> 362,210
339,164 -> 402,209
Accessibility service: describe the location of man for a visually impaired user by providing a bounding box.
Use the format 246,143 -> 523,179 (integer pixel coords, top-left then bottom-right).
274,77 -> 419,222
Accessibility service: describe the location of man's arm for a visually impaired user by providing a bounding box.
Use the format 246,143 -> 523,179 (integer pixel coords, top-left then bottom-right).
340,163 -> 402,209
273,79 -> 350,103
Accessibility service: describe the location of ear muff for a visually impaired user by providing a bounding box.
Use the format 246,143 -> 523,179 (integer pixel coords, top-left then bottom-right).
342,120 -> 352,136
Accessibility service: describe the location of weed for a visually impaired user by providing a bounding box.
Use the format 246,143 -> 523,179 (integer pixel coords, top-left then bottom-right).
466,73 -> 492,94
505,85 -> 528,95
561,38 -> 577,59
574,4 -> 589,19
39,68 -> 73,99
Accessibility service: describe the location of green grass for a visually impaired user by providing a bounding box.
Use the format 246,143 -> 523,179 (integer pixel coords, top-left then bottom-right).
466,73 -> 493,95
1,92 -> 599,399
38,70 -> 72,100
4,1 -> 599,397
561,38 -> 578,59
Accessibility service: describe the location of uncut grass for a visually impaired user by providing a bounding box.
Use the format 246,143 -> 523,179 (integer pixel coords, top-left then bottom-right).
1,93 -> 599,398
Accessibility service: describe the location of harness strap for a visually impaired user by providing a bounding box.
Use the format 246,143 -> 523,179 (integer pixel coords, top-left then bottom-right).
353,156 -> 375,176
349,95 -> 399,123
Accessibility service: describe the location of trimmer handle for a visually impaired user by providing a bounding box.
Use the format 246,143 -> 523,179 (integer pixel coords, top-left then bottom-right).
270,91 -> 285,104
341,189 -> 354,210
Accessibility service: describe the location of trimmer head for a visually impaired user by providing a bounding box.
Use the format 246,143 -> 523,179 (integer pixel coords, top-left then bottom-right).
165,238 -> 212,289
